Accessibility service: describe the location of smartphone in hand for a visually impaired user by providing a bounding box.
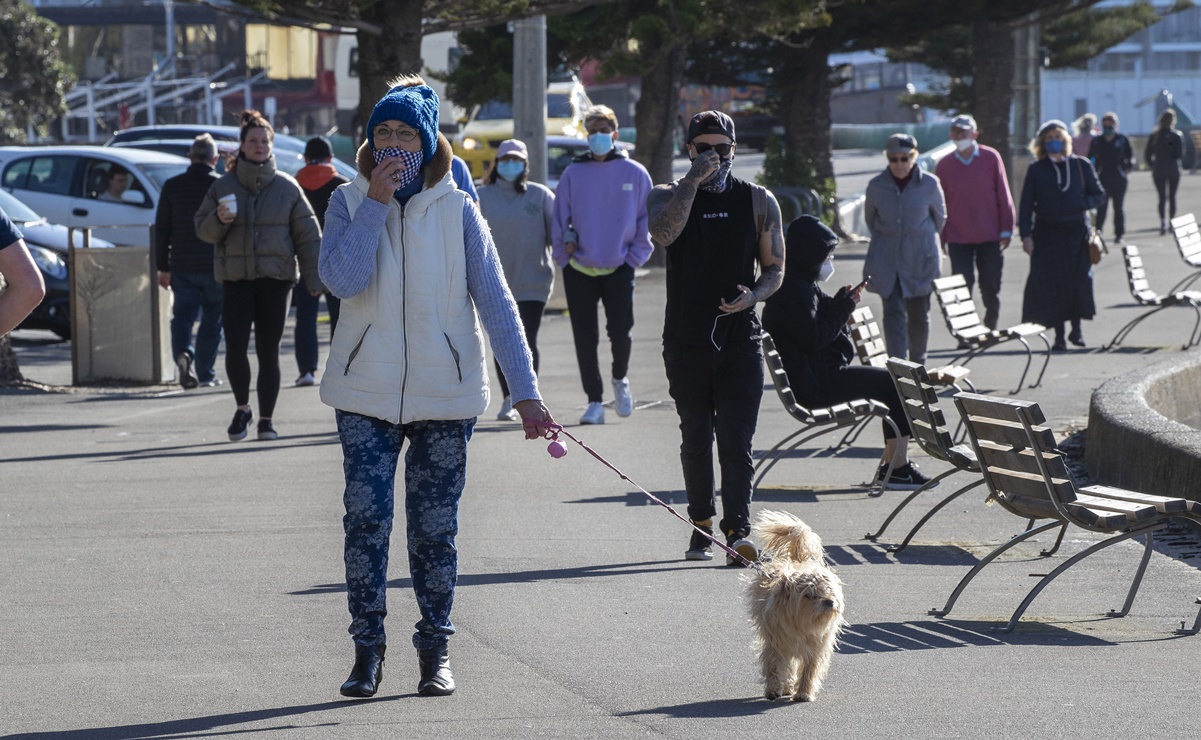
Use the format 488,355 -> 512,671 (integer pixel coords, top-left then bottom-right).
853,276 -> 871,293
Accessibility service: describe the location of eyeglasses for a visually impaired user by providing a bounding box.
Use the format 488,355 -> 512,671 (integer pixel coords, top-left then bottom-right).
888,155 -> 913,163
693,142 -> 733,157
373,126 -> 419,144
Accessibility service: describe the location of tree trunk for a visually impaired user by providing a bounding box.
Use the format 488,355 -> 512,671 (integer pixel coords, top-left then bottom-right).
632,41 -> 685,269
971,20 -> 1016,171
0,334 -> 23,384
776,34 -> 841,233
633,42 -> 686,187
355,1 -> 426,143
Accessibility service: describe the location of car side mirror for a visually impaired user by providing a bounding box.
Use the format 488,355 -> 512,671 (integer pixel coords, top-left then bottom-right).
121,190 -> 148,206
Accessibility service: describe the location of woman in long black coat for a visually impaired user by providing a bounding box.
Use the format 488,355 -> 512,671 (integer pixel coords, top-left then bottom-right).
1019,119 -> 1105,350
761,216 -> 930,491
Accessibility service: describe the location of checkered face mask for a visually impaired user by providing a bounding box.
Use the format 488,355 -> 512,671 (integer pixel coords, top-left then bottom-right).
373,147 -> 424,191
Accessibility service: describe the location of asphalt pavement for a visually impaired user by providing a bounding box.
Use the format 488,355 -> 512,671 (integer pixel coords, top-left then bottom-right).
3,160 -> 1201,739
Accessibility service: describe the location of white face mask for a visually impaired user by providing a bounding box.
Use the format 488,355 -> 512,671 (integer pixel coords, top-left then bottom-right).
954,137 -> 975,152
818,259 -> 836,282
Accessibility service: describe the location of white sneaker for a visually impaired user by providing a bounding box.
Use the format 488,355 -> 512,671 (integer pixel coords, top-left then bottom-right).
579,401 -> 605,425
295,371 -> 316,387
612,377 -> 633,417
497,395 -> 518,421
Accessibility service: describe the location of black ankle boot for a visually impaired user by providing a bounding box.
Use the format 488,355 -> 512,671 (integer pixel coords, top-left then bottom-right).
417,646 -> 455,696
340,643 -> 385,698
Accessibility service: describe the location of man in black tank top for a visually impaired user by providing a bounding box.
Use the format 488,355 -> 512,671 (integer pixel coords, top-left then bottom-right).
647,111 -> 785,566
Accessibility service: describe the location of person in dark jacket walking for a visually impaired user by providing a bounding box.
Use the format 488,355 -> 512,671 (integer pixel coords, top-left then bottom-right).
292,135 -> 350,386
195,110 -> 324,441
155,133 -> 223,389
1019,119 -> 1106,351
762,216 -> 930,490
1145,109 -> 1186,234
1090,111 -> 1134,243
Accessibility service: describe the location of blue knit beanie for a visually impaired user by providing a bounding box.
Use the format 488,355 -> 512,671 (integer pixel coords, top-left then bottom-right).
367,84 -> 440,163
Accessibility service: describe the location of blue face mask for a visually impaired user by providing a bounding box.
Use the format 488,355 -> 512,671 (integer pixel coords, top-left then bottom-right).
496,160 -> 525,182
1102,126 -> 1115,136
588,132 -> 614,157
1045,139 -> 1066,155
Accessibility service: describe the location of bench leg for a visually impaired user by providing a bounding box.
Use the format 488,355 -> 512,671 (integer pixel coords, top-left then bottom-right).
995,525 -> 1164,633
753,421 -> 857,492
886,478 -> 986,554
1104,306 -> 1170,351
865,467 -> 957,541
1167,268 -> 1201,295
1107,529 -> 1159,618
1039,522 -> 1068,556
929,520 -> 1063,618
1178,598 -> 1201,636
1008,336 -> 1034,395
1029,333 -> 1052,389
1187,305 -> 1201,349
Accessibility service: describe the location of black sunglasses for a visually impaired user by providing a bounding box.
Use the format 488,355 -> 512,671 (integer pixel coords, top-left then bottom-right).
888,155 -> 912,163
693,142 -> 733,157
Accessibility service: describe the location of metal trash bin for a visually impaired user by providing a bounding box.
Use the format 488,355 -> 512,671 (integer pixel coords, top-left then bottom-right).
68,227 -> 171,385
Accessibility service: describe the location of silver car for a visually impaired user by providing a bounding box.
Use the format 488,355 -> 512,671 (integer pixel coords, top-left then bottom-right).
0,146 -> 190,247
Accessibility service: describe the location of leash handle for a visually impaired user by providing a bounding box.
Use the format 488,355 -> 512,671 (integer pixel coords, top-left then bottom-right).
543,423 -> 757,569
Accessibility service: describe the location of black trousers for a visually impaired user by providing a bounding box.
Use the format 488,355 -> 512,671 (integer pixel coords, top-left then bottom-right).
1153,171 -> 1181,221
820,365 -> 911,441
1096,176 -> 1127,239
493,300 -> 545,398
664,342 -> 763,539
948,241 -> 1004,330
563,263 -> 635,403
223,278 -> 293,418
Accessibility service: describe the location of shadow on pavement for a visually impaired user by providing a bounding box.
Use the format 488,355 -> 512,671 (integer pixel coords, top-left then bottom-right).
0,432 -> 339,465
290,559 -> 704,596
837,618 -> 1115,653
2,697 -> 401,740
617,696 -> 779,719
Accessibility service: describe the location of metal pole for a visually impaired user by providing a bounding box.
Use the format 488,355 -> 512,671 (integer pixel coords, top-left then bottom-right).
513,16 -> 548,185
86,85 -> 97,142
1012,13 -> 1041,157
164,0 -> 175,69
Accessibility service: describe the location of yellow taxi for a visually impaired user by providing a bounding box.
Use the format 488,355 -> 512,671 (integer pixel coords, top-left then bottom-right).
452,79 -> 592,181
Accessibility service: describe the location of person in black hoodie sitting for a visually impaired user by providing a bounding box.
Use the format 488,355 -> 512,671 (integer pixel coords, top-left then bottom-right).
761,216 -> 932,490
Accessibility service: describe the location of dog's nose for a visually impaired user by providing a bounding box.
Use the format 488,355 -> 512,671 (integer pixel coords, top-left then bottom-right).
821,599 -> 836,609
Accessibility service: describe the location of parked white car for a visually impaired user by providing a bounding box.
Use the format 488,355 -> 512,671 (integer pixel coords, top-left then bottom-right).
0,146 -> 190,246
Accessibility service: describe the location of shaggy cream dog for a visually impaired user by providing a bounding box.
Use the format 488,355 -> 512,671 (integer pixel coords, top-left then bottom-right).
746,510 -> 845,702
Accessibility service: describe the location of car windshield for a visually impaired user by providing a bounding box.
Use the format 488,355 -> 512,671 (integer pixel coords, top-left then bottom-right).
0,188 -> 42,223
476,93 -> 575,121
136,162 -> 190,190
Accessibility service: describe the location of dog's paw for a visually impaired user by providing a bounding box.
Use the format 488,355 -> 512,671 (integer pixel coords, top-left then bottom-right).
791,692 -> 816,703
764,690 -> 781,701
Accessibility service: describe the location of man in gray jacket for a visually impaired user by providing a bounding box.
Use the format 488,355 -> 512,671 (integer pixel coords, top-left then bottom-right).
863,133 -> 946,364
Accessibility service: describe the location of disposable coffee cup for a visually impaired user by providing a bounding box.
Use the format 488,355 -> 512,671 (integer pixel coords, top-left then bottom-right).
219,193 -> 237,216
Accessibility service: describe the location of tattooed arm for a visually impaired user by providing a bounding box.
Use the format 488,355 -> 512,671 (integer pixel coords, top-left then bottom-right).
647,150 -> 720,247
719,190 -> 785,313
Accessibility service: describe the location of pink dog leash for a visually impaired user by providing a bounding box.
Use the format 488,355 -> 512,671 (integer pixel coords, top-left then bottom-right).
539,423 -> 757,569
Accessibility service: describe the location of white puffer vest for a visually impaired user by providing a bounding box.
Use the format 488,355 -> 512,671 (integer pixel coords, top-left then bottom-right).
319,172 -> 489,423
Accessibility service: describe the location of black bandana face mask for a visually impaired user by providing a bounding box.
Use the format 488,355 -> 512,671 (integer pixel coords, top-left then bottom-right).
697,157 -> 734,192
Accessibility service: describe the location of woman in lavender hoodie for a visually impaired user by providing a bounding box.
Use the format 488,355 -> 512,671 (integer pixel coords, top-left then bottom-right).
552,104 -> 654,425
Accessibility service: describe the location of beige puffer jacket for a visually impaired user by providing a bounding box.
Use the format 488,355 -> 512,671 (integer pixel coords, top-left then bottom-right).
194,154 -> 324,291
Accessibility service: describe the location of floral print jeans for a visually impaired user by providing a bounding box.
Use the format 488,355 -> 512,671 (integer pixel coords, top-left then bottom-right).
335,410 -> 475,651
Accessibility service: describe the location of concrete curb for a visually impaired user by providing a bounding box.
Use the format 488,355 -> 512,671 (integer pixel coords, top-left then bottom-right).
1086,348 -> 1201,505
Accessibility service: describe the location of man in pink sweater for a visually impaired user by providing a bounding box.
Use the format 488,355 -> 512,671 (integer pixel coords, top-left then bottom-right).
935,115 -> 1015,330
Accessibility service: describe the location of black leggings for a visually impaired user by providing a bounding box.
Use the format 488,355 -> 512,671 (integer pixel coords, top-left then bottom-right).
223,278 -> 293,418
1153,171 -> 1180,221
821,365 -> 910,440
494,300 -> 545,398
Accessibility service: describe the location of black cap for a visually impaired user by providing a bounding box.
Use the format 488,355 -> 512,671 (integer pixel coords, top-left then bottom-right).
687,111 -> 736,143
304,135 -> 333,163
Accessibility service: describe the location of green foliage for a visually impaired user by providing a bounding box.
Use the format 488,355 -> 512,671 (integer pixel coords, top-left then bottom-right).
756,134 -> 836,225
1044,0 -> 1181,69
0,0 -> 74,144
888,0 -> 1186,115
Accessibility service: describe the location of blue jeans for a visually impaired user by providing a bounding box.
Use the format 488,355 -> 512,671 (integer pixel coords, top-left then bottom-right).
292,277 -> 342,375
336,410 -> 475,650
170,271 -> 223,383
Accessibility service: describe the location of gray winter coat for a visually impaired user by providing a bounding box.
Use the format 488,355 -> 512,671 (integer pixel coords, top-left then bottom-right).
863,165 -> 946,299
194,154 -> 324,291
